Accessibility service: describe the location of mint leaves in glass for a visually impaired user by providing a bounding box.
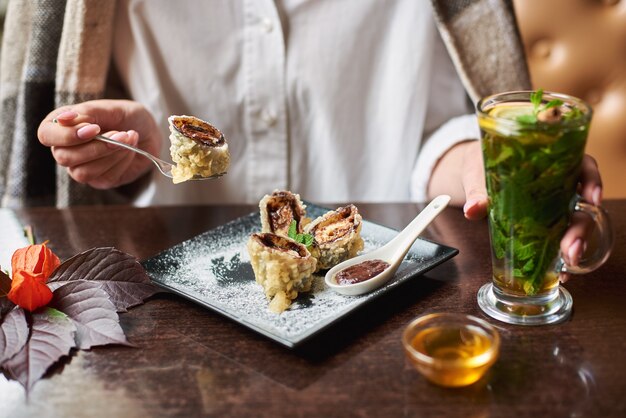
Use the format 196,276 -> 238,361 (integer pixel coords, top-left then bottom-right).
476,90 -> 613,325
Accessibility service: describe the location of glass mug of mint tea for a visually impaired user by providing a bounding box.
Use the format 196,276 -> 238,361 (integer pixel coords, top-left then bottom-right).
476,90 -> 613,325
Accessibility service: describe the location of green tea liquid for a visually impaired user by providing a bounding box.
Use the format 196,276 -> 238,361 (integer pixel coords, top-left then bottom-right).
479,103 -> 588,297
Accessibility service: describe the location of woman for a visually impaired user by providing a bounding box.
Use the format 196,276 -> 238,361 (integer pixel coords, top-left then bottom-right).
0,0 -> 598,273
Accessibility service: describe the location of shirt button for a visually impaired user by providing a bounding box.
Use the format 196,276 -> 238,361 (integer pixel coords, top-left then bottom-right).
261,109 -> 278,126
260,18 -> 274,33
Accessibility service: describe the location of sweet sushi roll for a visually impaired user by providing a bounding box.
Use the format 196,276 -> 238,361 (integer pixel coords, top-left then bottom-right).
247,232 -> 317,313
259,190 -> 307,237
304,204 -> 364,270
168,115 -> 230,183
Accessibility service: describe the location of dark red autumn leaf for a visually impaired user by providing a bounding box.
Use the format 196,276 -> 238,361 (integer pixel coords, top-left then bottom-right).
48,247 -> 160,312
0,298 -> 14,317
11,243 -> 60,280
0,269 -> 11,297
3,308 -> 76,391
0,270 -> 13,317
7,269 -> 53,312
51,281 -> 130,349
0,307 -> 29,366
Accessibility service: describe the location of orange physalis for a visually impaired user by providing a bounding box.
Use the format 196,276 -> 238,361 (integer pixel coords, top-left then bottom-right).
11,242 -> 60,278
7,243 -> 60,311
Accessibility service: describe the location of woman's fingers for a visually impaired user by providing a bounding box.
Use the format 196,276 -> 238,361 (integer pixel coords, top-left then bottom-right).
53,110 -> 80,124
100,129 -> 140,150
39,108 -> 98,146
63,131 -> 138,187
561,211 -> 595,265
87,151 -> 137,189
37,100 -> 161,188
39,100 -> 133,147
461,142 -> 489,220
559,154 -> 604,282
51,131 -> 133,167
579,155 -> 602,205
68,148 -> 135,189
558,210 -> 596,283
39,120 -> 100,148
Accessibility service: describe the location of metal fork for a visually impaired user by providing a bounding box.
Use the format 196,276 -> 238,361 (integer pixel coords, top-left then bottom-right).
94,134 -> 223,180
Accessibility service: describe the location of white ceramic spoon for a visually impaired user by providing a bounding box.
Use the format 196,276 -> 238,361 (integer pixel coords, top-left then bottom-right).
325,194 -> 451,296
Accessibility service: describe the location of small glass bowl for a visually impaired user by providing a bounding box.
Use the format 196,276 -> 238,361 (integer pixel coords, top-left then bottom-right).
402,313 -> 500,388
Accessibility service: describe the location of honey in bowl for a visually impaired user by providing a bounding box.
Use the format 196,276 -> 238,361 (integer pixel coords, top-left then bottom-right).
402,313 -> 500,387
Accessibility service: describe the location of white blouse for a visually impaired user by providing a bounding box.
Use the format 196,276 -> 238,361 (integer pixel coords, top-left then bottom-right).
112,0 -> 479,205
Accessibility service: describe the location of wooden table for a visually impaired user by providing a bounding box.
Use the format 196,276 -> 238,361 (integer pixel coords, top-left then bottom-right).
2,201 -> 625,417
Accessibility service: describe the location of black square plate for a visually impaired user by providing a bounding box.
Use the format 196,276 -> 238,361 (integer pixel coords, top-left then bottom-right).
143,203 -> 458,348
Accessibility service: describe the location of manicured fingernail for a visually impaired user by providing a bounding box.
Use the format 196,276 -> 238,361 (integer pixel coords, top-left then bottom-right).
111,132 -> 128,141
77,124 -> 101,139
127,130 -> 139,145
102,132 -> 128,149
463,198 -> 480,215
568,238 -> 583,266
592,186 -> 602,206
56,110 -> 78,121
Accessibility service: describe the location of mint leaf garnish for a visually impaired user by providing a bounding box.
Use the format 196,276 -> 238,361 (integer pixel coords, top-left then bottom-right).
544,99 -> 563,110
287,220 -> 314,248
288,220 -> 297,239
515,89 -> 567,125
530,88 -> 543,110
300,233 -> 314,247
516,114 -> 537,125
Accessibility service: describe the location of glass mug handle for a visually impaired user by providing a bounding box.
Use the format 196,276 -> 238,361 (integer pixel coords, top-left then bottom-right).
560,198 -> 614,274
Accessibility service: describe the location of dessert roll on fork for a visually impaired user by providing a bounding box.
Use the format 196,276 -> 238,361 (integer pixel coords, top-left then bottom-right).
168,115 -> 230,183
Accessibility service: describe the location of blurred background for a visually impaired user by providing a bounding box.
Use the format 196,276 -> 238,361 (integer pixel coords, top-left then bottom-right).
514,0 -> 626,199
0,0 -> 7,43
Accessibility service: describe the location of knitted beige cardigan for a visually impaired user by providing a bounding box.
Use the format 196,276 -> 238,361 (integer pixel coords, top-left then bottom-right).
0,0 -> 530,208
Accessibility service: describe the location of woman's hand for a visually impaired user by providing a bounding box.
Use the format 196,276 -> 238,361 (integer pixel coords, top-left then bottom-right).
556,155 -> 602,282
429,140 -> 603,282
38,99 -> 162,189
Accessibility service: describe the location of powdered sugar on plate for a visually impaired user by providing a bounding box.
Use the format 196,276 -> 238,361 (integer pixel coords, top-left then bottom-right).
143,204 -> 457,347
